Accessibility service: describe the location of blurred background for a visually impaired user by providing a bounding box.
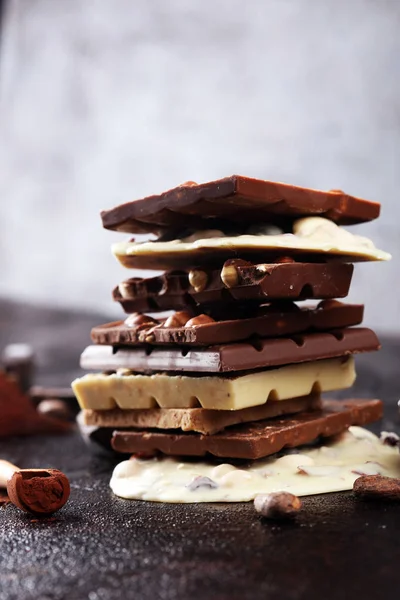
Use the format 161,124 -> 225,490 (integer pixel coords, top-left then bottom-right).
0,0 -> 399,332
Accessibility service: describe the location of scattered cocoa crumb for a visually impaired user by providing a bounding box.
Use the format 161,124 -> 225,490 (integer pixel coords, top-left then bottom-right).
254,492 -> 302,519
353,475 -> 400,501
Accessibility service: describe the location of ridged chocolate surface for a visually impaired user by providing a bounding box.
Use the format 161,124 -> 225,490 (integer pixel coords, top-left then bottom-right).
91,301 -> 364,347
81,327 -> 380,373
113,262 -> 354,312
101,176 -> 380,234
82,394 -> 322,435
111,399 -> 383,459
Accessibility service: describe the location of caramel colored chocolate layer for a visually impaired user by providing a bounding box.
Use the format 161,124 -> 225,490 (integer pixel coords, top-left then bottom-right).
113,262 -> 354,313
111,399 -> 383,459
91,302 -> 364,347
101,176 -> 380,234
81,328 -> 379,373
82,394 -> 322,435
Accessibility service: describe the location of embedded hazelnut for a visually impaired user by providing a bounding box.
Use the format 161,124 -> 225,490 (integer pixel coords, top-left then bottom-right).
124,313 -> 158,327
163,311 -> 193,328
144,333 -> 156,343
188,269 -> 208,293
179,181 -> 198,187
329,189 -> 345,194
185,314 -> 215,327
221,264 -> 239,288
118,282 -> 132,299
225,258 -> 252,268
254,492 -> 302,519
317,299 -> 342,310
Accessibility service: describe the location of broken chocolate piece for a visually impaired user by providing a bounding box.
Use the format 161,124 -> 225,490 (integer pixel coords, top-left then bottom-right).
101,176 -> 380,234
91,301 -> 364,347
111,399 -> 383,459
113,262 -> 354,313
81,327 -> 380,373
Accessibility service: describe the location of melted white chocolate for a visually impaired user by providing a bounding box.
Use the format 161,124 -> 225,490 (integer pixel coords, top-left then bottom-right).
112,217 -> 391,266
110,427 -> 400,503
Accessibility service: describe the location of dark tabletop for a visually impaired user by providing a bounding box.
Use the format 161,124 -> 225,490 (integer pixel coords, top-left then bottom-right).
0,299 -> 399,600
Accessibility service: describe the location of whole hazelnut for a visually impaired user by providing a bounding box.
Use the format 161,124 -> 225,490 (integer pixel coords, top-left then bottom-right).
163,311 -> 193,328
254,492 -> 302,519
188,270 -> 208,293
185,314 -> 216,327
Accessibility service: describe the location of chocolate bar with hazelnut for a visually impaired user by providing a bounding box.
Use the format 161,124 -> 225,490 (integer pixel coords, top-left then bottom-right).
111,398 -> 383,459
113,261 -> 354,313
101,176 -> 380,234
81,327 -> 380,373
91,301 -> 364,347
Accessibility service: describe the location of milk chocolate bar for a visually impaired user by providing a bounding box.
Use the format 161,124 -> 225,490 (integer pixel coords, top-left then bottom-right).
82,393 -> 322,435
113,262 -> 354,313
73,357 -> 356,410
111,398 -> 383,459
91,301 -> 364,347
101,176 -> 380,234
81,328 -> 379,373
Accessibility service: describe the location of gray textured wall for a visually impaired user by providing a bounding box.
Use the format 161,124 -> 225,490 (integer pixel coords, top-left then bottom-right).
0,0 -> 399,331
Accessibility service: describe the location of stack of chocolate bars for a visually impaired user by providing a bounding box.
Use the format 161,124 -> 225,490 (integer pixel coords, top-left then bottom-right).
73,176 -> 390,468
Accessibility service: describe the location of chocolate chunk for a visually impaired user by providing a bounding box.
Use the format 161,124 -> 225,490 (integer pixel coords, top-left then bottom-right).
1,344 -> 35,393
37,400 -> 73,421
101,176 -> 380,234
113,263 -> 354,313
29,386 -> 76,406
81,327 -> 380,373
0,372 -> 72,438
111,399 -> 383,459
91,302 -> 364,347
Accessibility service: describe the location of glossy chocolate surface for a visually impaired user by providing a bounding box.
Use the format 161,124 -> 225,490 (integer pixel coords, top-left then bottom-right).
113,262 -> 354,312
91,301 -> 364,347
111,399 -> 383,459
101,176 -> 380,234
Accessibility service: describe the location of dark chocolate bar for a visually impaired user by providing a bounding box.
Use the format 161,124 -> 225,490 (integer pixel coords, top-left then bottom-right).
111,398 -> 383,459
91,301 -> 364,347
81,327 -> 380,373
101,177 -> 380,234
113,262 -> 354,313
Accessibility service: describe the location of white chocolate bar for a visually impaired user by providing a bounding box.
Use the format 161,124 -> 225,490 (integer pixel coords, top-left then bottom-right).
110,426 -> 400,503
72,356 -> 355,411
112,217 -> 390,270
